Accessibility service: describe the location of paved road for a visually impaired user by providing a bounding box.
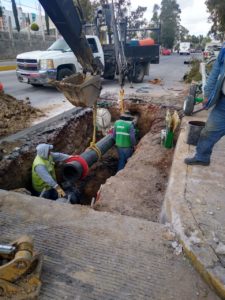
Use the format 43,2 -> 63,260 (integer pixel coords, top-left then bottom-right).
0,53 -> 200,116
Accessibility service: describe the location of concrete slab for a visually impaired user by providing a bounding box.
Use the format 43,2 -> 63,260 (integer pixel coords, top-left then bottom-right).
163,115 -> 225,299
0,190 -> 219,300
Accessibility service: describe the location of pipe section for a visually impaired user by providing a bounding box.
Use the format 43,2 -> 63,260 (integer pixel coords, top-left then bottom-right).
63,134 -> 115,182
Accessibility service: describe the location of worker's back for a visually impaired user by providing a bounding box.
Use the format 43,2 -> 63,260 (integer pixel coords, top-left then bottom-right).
114,120 -> 132,148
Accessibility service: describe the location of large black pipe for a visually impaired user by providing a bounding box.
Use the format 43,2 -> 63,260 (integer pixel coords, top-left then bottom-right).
63,134 -> 115,182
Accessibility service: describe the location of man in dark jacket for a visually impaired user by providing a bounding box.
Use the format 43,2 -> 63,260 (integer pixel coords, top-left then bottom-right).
185,43 -> 225,166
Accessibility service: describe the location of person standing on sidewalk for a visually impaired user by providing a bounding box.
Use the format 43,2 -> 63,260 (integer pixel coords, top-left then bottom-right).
185,42 -> 225,166
112,111 -> 136,171
32,143 -> 69,200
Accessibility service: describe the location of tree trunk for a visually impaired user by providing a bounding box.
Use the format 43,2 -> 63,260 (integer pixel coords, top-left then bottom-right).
11,0 -> 20,32
45,12 -> 50,35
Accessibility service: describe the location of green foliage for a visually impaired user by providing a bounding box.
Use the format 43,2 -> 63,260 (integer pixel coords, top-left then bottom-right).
30,23 -> 39,31
150,4 -> 160,41
184,59 -> 202,83
160,0 -> 181,49
205,0 -> 225,40
73,0 -> 100,23
11,0 -> 20,32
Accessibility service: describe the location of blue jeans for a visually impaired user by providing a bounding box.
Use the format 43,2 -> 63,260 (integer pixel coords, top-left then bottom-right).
195,95 -> 225,163
117,147 -> 133,171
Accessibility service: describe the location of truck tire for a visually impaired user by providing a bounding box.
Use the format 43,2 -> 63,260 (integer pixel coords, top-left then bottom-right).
31,83 -> 42,87
133,64 -> 145,83
57,68 -> 74,81
189,84 -> 197,98
183,95 -> 195,116
103,74 -> 115,80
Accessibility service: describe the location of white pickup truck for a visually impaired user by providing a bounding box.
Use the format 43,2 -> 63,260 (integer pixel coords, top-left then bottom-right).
16,35 -> 104,86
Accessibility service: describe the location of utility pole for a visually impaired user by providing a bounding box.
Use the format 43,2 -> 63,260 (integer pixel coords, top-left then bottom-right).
38,2 -> 45,41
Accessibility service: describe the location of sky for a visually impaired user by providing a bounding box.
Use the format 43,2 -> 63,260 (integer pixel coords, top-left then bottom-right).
1,0 -> 212,36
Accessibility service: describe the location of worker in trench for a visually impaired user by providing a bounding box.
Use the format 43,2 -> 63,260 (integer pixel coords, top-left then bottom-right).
112,111 -> 137,171
32,143 -> 69,200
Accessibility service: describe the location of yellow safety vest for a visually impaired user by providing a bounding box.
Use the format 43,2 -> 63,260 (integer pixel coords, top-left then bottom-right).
32,155 -> 56,193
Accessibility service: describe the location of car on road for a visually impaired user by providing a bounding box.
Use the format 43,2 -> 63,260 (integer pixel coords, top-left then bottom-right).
203,42 -> 222,60
162,48 -> 171,55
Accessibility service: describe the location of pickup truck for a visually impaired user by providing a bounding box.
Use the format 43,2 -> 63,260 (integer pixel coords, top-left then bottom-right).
16,35 -> 104,86
16,35 -> 160,86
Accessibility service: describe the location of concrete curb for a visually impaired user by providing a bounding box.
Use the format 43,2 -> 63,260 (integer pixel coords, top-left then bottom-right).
162,117 -> 225,299
0,65 -> 16,71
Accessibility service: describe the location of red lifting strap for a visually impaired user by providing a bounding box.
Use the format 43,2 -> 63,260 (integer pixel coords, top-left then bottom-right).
65,155 -> 89,179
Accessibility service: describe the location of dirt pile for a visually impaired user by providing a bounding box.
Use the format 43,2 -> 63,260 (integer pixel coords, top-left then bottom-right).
0,92 -> 43,138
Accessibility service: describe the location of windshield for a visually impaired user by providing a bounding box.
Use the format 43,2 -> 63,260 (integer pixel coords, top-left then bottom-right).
48,39 -> 71,52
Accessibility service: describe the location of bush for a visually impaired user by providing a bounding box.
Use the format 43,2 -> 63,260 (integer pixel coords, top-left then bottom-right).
184,59 -> 202,83
30,23 -> 39,31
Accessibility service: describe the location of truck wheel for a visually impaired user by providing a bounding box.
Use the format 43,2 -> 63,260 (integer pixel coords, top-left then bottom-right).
31,83 -> 42,87
133,64 -> 145,83
57,68 -> 74,81
189,84 -> 197,99
183,95 -> 195,116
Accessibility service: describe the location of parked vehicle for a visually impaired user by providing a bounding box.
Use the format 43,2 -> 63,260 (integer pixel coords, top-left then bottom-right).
16,36 -> 104,86
179,42 -> 191,55
16,36 -> 160,86
203,42 -> 222,60
162,48 -> 171,55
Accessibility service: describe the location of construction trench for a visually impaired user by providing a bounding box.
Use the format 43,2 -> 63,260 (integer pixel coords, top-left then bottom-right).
0,94 -> 221,299
0,99 -> 175,221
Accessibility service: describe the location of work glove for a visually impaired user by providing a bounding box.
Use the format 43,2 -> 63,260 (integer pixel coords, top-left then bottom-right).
55,185 -> 66,198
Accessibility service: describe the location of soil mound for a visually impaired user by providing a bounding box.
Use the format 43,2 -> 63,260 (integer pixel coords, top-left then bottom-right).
0,92 -> 43,137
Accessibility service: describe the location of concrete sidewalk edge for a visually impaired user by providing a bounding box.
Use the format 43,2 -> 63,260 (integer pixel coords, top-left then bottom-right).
162,119 -> 225,300
0,65 -> 16,71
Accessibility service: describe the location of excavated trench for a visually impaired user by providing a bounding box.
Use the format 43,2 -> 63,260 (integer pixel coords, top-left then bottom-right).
0,100 -> 180,222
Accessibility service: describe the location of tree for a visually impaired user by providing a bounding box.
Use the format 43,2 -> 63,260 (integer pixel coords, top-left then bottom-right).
0,6 -> 3,18
179,25 -> 189,42
160,0 -> 181,49
45,12 -> 50,35
128,6 -> 147,32
205,0 -> 225,41
30,23 -> 39,31
11,0 -> 20,32
73,0 -> 100,23
150,4 -> 160,41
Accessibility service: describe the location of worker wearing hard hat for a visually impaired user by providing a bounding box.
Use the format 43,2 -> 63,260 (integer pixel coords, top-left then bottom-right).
112,111 -> 136,171
32,143 -> 69,200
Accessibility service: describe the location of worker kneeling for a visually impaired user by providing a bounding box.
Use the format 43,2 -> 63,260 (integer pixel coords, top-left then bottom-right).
32,143 -> 70,200
112,111 -> 136,171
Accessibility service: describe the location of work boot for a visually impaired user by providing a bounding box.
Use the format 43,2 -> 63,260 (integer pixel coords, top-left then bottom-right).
184,157 -> 210,166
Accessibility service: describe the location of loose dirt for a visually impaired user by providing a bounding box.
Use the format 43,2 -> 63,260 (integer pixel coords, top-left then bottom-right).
0,91 -> 43,138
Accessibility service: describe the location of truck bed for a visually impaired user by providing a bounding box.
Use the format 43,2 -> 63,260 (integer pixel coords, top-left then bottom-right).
125,44 -> 160,64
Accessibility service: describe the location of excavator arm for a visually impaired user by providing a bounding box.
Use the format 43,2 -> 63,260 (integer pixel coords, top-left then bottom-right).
38,0 -> 102,107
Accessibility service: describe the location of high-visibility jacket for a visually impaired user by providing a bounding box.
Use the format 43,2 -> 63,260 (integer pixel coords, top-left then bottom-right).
114,120 -> 132,148
32,155 -> 56,192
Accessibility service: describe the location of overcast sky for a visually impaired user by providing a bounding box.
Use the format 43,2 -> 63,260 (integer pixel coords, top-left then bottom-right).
130,0 -> 211,36
1,0 -> 212,36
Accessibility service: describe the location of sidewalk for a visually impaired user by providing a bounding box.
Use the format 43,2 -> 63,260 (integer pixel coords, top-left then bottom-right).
0,59 -> 16,71
163,111 -> 225,299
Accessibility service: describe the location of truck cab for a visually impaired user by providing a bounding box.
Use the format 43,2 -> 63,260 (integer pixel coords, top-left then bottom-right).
179,42 -> 191,55
16,35 -> 104,86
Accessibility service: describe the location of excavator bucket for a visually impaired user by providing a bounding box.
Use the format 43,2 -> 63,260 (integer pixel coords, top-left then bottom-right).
54,73 -> 102,107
